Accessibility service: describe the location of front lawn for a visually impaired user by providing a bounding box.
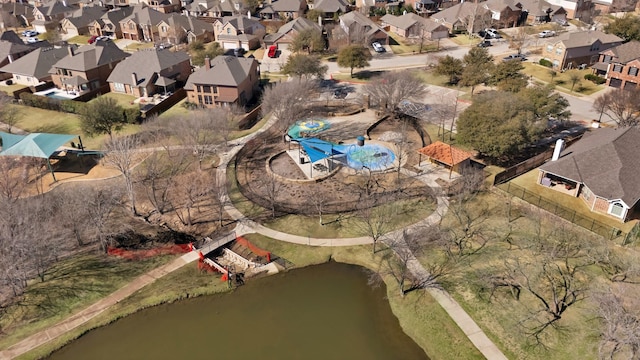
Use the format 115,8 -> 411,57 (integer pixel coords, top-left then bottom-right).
67,35 -> 90,45
388,32 -> 439,55
521,63 -> 604,95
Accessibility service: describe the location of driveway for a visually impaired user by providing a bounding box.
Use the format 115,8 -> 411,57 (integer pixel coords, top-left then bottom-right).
260,48 -> 291,73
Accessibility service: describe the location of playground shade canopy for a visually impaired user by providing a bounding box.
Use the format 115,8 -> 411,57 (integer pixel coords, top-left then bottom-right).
299,138 -> 344,163
0,132 -> 76,158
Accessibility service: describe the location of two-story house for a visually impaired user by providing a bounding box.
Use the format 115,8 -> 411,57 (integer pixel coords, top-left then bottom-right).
184,0 -> 241,18
107,48 -> 191,97
481,0 -> 522,28
49,40 -> 129,94
339,11 -> 388,45
60,5 -> 108,36
311,0 -> 349,20
119,4 -> 170,42
157,13 -> 214,45
0,38 -> 37,80
263,16 -> 321,50
542,30 -> 622,70
0,2 -> 35,29
258,0 -> 306,21
213,15 -> 265,50
88,7 -> 135,38
595,40 -> 640,90
380,13 -> 449,40
0,45 -> 73,86
518,0 -> 567,24
32,0 -> 78,33
430,2 -> 493,34
185,55 -> 259,108
143,0 -> 182,14
544,0 -> 593,22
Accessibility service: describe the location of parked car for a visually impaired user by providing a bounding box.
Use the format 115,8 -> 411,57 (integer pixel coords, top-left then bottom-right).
22,30 -> 38,37
233,48 -> 245,57
477,40 -> 492,47
556,18 -> 568,26
267,45 -> 277,58
539,30 -> 556,38
485,28 -> 501,39
372,41 -> 385,53
26,37 -> 39,44
503,54 -> 527,61
96,36 -> 111,42
88,35 -> 98,44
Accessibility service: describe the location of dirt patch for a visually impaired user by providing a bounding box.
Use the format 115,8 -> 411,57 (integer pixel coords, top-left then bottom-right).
270,152 -> 307,180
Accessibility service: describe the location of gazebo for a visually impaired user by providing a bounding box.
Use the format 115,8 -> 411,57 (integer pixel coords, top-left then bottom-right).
297,138 -> 344,178
0,132 -> 79,182
417,141 -> 473,178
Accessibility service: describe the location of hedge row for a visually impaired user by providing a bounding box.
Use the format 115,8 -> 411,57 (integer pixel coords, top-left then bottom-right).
584,73 -> 606,84
539,58 -> 553,68
19,92 -> 141,124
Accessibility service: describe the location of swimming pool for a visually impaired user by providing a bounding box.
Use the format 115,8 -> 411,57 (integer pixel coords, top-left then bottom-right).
44,91 -> 73,100
288,119 -> 331,139
335,143 -> 396,172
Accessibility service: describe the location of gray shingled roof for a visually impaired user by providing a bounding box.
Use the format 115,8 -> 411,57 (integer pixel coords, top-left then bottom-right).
121,4 -> 170,26
540,127 -> 640,206
381,13 -> 443,31
164,13 -> 213,35
184,55 -> 255,89
518,0 -> 565,16
50,40 -> 129,72
260,0 -> 304,13
39,0 -> 77,17
340,12 -> 387,37
0,45 -> 73,79
0,30 -> 23,45
483,0 -> 522,12
431,2 -> 490,25
0,40 -> 34,62
557,30 -> 622,49
605,40 -> 640,64
221,15 -> 263,31
314,0 -> 348,13
65,5 -> 108,28
277,16 -> 321,34
106,48 -> 189,86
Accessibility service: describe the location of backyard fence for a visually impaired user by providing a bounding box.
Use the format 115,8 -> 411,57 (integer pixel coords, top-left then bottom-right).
501,182 -> 634,243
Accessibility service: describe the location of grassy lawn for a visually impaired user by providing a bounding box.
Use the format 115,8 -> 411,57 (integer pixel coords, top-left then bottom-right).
14,105 -> 140,149
521,63 -> 604,95
0,83 -> 28,96
18,235 -> 485,360
159,99 -> 190,118
449,34 -> 480,46
500,169 -> 637,234
388,32 -> 438,55
67,35 -> 90,45
0,254 -> 176,352
90,92 -> 138,108
121,41 -> 155,52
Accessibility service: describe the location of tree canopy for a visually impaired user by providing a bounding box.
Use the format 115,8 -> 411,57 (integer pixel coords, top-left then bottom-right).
604,15 -> 640,42
282,53 -> 328,79
190,42 -> 224,67
593,87 -> 640,126
290,28 -> 325,54
456,90 -> 554,162
80,96 -> 127,139
337,45 -> 372,77
434,55 -> 463,84
460,47 -> 494,95
489,60 -> 528,92
362,70 -> 428,112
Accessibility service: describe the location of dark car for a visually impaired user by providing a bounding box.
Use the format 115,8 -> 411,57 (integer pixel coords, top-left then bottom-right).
333,88 -> 348,99
477,40 -> 492,47
233,48 -> 245,57
503,54 -> 527,62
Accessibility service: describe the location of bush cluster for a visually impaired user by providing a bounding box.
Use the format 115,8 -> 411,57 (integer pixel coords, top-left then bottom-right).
539,59 -> 553,68
584,73 -> 606,84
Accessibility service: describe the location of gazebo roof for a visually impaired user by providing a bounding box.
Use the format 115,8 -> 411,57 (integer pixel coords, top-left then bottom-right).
418,141 -> 473,166
299,138 -> 343,163
0,132 -> 76,159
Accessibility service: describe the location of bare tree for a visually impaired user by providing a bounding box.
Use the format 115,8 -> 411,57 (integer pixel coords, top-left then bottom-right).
593,289 -> 640,360
84,185 -> 122,252
593,87 -> 640,126
103,135 -> 140,215
174,111 -> 225,170
173,169 -> 213,227
0,93 -> 21,133
55,185 -> 92,247
568,70 -> 581,92
308,185 -> 328,225
261,80 -> 317,133
138,150 -> 190,215
509,26 -> 528,55
362,70 -> 429,113
258,171 -> 283,218
353,203 -> 395,253
0,157 -> 28,203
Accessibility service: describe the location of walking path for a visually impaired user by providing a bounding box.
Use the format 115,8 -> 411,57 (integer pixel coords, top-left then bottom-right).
1,113 -> 508,360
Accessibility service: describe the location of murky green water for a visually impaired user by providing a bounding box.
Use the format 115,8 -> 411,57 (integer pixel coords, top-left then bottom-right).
48,262 -> 428,360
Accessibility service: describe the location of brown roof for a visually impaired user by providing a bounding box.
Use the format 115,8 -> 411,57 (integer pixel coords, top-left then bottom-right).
557,30 -> 622,49
418,141 -> 473,166
605,40 -> 640,64
540,127 -> 640,206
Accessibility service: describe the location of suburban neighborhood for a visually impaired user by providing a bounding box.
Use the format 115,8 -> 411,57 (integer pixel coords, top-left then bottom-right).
1,0 -> 640,357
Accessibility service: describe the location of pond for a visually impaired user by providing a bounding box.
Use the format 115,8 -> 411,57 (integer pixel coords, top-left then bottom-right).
48,262 -> 429,360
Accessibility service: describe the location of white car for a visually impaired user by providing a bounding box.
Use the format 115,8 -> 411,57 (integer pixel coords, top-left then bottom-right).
372,42 -> 385,53
26,37 -> 40,44
539,30 -> 556,38
22,30 -> 38,37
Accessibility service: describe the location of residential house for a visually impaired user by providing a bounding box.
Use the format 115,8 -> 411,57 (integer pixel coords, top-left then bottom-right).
0,30 -> 23,44
32,0 -> 78,33
538,127 -> 640,222
0,45 -> 73,85
417,141 -> 474,176
592,0 -> 638,13
380,13 -> 449,40
544,0 -> 593,21
312,0 -> 349,20
263,16 -> 321,50
88,7 -> 135,38
184,0 -> 242,18
339,12 -> 388,45
157,13 -> 214,45
107,48 -> 190,97
430,2 -> 493,34
406,0 -> 439,14
142,0 -> 182,14
595,40 -> 640,89
258,0 -> 306,21
213,15 -> 265,50
0,39 -> 36,80
49,40 -> 130,93
0,2 -> 35,29
542,30 -> 622,70
60,6 -> 108,36
119,5 -> 170,42
518,0 -> 567,24
185,55 -> 259,108
481,0 -> 523,28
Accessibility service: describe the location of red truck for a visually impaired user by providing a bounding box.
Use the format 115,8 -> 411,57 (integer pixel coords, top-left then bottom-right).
267,45 -> 277,58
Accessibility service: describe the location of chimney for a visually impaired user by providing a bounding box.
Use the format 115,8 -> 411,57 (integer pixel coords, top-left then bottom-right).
204,57 -> 211,69
318,15 -> 322,26
7,54 -> 13,63
551,139 -> 564,161
68,46 -> 74,56
62,0 -> 67,6
131,72 -> 138,85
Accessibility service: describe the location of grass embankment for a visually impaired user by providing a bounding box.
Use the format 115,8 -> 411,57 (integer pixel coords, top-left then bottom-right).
1,254 -> 176,353
388,32 -> 439,55
18,236 -> 485,360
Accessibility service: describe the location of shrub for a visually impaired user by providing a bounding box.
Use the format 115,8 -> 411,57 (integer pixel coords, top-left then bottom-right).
19,92 -> 60,111
539,58 -> 553,67
123,107 -> 141,124
584,73 -> 606,84
59,99 -> 88,114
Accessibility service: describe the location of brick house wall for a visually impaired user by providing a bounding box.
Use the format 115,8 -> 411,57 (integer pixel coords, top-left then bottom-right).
52,62 -> 124,92
186,61 -> 259,109
600,54 -> 640,89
